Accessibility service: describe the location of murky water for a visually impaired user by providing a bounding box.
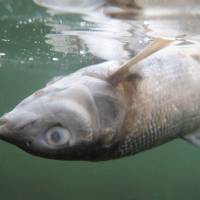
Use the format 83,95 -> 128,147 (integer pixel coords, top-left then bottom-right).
1,0 -> 200,200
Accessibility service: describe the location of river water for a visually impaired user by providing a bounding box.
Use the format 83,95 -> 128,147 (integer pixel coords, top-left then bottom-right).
0,0 -> 200,200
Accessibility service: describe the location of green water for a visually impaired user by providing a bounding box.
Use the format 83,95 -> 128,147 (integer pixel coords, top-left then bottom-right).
0,1 -> 200,200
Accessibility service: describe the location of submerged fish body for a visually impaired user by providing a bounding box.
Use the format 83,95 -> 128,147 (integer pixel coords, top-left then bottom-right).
114,45 -> 200,157
1,39 -> 200,161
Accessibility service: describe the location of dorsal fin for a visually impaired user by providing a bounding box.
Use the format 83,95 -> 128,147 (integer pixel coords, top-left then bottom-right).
108,38 -> 174,86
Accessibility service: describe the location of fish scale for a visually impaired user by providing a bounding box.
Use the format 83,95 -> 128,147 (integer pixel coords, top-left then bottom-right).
116,115 -> 178,158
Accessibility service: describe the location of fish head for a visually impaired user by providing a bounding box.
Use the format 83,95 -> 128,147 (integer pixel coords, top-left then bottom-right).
0,78 -> 124,161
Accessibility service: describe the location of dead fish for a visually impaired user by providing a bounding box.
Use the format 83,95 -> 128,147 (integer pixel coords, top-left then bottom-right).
0,38 -> 200,161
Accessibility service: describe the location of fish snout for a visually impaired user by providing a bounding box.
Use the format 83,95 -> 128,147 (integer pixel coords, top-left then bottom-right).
0,117 -> 7,125
0,116 -> 12,139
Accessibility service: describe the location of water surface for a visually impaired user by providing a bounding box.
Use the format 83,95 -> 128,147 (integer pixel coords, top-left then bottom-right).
0,0 -> 200,200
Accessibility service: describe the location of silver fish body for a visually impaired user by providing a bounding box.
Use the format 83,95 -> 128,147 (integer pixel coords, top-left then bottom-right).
0,43 -> 200,161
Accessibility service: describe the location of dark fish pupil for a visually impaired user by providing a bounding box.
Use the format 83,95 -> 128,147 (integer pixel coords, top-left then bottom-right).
51,131 -> 61,143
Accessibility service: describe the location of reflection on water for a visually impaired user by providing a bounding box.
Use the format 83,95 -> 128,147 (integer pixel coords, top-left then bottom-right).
35,0 -> 200,62
46,16 -> 149,60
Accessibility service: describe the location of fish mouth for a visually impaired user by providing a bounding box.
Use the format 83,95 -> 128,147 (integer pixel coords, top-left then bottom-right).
0,116 -> 8,125
0,116 -> 24,149
0,117 -> 7,133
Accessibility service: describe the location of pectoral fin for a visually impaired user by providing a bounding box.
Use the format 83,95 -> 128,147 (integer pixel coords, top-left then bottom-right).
183,130 -> 200,148
107,37 -> 174,86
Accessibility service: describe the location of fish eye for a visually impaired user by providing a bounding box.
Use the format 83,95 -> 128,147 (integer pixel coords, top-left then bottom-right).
46,127 -> 71,146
